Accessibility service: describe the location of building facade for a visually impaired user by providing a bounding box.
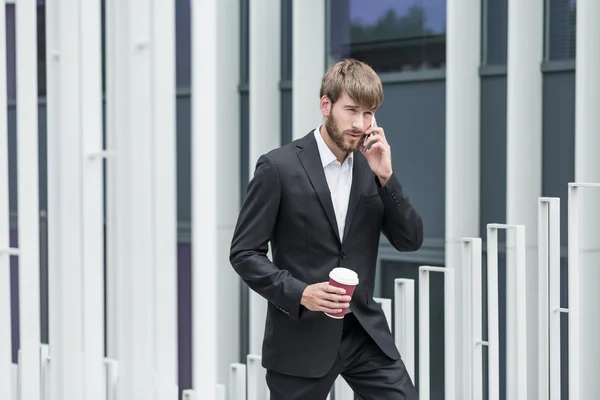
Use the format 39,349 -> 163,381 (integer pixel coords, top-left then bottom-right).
5,0 -> 599,398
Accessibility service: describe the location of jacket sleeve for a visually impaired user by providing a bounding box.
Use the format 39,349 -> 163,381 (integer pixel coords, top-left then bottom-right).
229,154 -> 308,321
376,172 -> 424,251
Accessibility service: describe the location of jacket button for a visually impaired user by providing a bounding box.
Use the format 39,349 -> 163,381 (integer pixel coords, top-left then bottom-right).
340,252 -> 346,259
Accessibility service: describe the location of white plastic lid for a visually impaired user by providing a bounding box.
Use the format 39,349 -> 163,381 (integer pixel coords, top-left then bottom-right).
329,267 -> 359,286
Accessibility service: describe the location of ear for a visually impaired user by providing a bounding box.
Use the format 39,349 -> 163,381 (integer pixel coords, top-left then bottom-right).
319,95 -> 332,117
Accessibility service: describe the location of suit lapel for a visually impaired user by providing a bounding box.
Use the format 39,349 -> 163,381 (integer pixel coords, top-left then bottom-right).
343,153 -> 368,242
297,134 -> 341,243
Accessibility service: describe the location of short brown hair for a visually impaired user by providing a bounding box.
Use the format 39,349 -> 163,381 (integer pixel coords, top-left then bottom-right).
319,59 -> 383,111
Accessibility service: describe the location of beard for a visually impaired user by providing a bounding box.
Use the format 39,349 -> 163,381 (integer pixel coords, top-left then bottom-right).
325,115 -> 363,153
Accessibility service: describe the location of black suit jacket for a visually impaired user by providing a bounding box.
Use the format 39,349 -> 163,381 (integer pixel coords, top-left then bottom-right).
229,131 -> 423,378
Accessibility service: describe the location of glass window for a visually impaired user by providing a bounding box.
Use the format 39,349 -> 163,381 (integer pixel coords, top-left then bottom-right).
546,0 -> 576,61
328,0 -> 446,73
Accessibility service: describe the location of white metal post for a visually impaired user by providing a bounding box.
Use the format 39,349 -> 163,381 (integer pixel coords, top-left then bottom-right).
229,363 -> 247,400
487,224 -> 528,400
506,0 -> 544,395
150,0 -> 178,395
394,278 -> 415,382
46,0 -> 85,397
445,0 -> 481,395
486,227 -> 500,400
575,0 -> 600,397
568,183 -> 600,398
104,358 -> 119,400
538,197 -> 562,400
335,377 -> 354,400
79,0 -> 105,396
191,0 -> 218,397
374,297 -> 392,331
247,354 -> 268,400
16,0 -> 41,397
461,238 -> 483,400
418,266 -> 455,400
0,2 -> 11,397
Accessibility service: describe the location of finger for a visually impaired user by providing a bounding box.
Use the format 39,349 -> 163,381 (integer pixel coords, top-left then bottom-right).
323,284 -> 347,295
317,299 -> 350,310
322,292 -> 352,303
364,142 -> 387,153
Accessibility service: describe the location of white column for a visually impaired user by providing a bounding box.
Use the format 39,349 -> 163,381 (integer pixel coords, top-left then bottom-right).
0,4 -> 11,399
215,0 -> 241,384
191,0 -> 217,397
105,0 -> 178,397
248,0 -> 281,356
292,0 -> 326,140
16,0 -> 41,398
151,0 -> 178,395
46,0 -> 104,398
445,0 -> 481,398
505,0 -> 543,398
574,0 -> 600,398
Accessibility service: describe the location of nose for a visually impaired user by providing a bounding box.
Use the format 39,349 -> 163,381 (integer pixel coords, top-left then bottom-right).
352,116 -> 364,131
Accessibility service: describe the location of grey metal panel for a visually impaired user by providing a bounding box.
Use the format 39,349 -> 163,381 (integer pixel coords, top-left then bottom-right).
176,94 -> 192,223
480,75 -> 507,234
239,88 -> 250,363
280,0 -> 292,81
542,70 -> 575,246
280,84 -> 292,145
484,0 -> 508,65
376,80 -> 446,239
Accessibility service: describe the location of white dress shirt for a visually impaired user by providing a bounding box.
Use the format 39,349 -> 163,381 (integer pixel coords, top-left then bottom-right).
314,126 -> 354,239
314,126 -> 355,313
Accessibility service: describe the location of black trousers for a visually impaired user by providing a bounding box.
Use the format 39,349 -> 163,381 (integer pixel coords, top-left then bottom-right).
266,313 -> 419,400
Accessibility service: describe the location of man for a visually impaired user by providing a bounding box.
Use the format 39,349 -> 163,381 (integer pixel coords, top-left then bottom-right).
230,59 -> 423,399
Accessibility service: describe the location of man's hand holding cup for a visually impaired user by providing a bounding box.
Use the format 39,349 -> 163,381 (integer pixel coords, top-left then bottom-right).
300,267 -> 359,318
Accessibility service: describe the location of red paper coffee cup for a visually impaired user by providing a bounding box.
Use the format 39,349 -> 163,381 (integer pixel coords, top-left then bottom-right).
325,267 -> 359,319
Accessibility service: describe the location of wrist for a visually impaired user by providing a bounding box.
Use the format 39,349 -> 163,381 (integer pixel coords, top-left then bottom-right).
377,171 -> 392,186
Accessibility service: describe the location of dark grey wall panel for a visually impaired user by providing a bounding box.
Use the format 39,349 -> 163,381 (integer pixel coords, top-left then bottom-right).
176,95 -> 192,223
480,75 -> 507,234
542,70 -> 575,246
280,85 -> 292,145
376,80 -> 446,239
484,0 -> 508,65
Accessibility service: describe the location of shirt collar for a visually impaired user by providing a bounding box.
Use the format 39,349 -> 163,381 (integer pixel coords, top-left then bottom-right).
313,125 -> 354,168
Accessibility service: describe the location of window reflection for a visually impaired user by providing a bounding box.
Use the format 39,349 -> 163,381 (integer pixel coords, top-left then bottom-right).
329,0 -> 446,73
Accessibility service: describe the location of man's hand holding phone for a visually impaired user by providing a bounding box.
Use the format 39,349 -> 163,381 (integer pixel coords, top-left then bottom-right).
361,116 -> 393,186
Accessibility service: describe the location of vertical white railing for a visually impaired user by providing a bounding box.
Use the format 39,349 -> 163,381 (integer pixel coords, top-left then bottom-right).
568,182 -> 600,399
0,3 -> 11,396
418,265 -> 455,400
538,197 -> 562,400
374,297 -> 392,331
79,0 -> 106,397
229,363 -> 247,400
487,224 -> 527,400
247,354 -> 268,400
461,238 -> 483,400
335,376 -> 354,400
16,0 -> 41,397
104,358 -> 119,400
394,278 -> 415,382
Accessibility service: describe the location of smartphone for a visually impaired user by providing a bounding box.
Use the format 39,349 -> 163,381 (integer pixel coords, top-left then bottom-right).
362,115 -> 376,151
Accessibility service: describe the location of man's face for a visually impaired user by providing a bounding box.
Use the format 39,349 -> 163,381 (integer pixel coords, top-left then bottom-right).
323,92 -> 375,153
